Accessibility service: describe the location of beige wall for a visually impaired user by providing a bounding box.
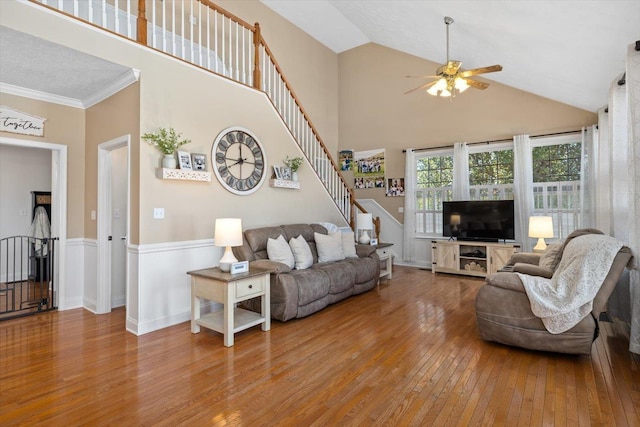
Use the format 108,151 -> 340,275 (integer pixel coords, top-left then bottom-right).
85,83 -> 140,243
1,0 -> 344,245
0,93 -> 86,238
339,43 -> 598,222
216,0 -> 340,154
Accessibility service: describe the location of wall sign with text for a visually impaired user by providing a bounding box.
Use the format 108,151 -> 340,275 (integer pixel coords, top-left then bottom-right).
0,106 -> 46,137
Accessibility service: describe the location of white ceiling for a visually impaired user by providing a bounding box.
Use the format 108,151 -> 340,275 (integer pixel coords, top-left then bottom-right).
0,26 -> 137,109
261,0 -> 640,112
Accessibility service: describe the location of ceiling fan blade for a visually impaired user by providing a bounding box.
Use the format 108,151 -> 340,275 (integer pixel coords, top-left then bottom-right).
459,65 -> 503,78
404,80 -> 439,95
465,79 -> 490,90
405,75 -> 440,79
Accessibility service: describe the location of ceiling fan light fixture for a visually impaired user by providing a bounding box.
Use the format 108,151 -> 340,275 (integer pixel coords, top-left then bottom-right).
454,77 -> 470,93
427,77 -> 448,96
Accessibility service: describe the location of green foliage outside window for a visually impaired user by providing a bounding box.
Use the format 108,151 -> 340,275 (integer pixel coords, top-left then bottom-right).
469,150 -> 514,185
416,156 -> 453,187
532,143 -> 581,182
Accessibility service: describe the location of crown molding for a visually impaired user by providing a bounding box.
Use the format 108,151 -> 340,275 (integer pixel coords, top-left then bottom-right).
0,68 -> 140,110
0,82 -> 84,108
82,68 -> 140,108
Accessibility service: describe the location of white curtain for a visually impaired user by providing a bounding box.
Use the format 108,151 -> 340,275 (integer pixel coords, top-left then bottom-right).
595,107 -> 612,234
452,142 -> 469,200
579,125 -> 598,228
513,134 -> 534,252
626,43 -> 640,354
403,149 -> 416,262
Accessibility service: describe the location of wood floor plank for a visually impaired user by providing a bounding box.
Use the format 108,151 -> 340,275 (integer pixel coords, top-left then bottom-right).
1,266 -> 638,426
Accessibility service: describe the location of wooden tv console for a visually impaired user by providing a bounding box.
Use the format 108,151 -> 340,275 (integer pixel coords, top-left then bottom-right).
431,240 -> 520,278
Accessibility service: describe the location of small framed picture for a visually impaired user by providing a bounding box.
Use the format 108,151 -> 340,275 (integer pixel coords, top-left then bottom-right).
178,151 -> 193,170
281,167 -> 292,180
370,238 -> 378,246
273,166 -> 283,179
191,153 -> 207,171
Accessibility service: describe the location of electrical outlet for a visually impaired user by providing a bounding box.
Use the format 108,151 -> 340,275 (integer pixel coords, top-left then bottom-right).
19,208 -> 27,216
153,208 -> 165,219
113,208 -> 120,219
398,207 -> 404,213
91,210 -> 96,220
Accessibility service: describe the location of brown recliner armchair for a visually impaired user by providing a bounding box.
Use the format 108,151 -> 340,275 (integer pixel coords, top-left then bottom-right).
475,229 -> 633,355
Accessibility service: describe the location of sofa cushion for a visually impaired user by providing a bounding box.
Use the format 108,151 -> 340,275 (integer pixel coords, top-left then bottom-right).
267,235 -> 295,269
345,256 -> 379,284
315,232 -> 345,262
289,235 -> 313,270
313,261 -> 356,295
282,224 -> 324,263
285,269 -> 329,306
243,226 -> 287,260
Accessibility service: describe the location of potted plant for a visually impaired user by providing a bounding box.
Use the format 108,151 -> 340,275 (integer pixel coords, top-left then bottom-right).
284,155 -> 304,181
142,127 -> 191,169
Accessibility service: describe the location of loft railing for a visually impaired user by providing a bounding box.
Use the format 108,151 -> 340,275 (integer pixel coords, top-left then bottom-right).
33,0 -> 360,227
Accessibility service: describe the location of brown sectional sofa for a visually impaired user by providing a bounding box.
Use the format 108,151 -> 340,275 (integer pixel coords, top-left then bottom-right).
232,223 -> 380,321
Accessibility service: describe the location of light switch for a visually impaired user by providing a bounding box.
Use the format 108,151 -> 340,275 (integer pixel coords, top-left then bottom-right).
153,208 -> 165,219
398,207 -> 404,213
91,210 -> 96,220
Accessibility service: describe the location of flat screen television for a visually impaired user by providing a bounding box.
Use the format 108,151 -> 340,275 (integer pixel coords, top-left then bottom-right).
442,200 -> 515,242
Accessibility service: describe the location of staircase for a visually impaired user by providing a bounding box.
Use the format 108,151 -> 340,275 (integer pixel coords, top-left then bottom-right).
34,0 -> 361,227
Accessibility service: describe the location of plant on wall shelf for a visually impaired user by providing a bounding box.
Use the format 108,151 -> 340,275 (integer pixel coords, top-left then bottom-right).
284,156 -> 304,172
142,127 -> 191,155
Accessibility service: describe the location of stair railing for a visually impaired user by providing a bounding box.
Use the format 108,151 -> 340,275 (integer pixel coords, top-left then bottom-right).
32,0 -> 360,227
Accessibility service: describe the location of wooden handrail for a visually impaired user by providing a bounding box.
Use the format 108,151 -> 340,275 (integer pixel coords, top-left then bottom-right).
32,0 -> 369,230
258,35 -> 351,192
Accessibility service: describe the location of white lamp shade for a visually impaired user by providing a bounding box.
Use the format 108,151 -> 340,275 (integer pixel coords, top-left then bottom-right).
528,216 -> 554,238
357,213 -> 373,230
450,214 -> 461,225
214,218 -> 243,247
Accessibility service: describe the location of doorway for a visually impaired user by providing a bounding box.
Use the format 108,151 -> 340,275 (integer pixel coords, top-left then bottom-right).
0,137 -> 67,310
96,135 -> 130,314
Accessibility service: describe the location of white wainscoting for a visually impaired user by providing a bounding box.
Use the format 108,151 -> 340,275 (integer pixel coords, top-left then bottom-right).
61,238 -> 90,310
128,239 -> 223,335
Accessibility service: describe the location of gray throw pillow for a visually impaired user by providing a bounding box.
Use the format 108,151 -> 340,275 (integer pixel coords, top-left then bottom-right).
538,241 -> 563,272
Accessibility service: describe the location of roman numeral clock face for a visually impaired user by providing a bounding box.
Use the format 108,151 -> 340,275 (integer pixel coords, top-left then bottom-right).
212,127 -> 267,195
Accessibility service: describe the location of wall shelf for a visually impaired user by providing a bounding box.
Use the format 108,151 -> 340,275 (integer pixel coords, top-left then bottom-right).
269,179 -> 300,189
157,168 -> 211,182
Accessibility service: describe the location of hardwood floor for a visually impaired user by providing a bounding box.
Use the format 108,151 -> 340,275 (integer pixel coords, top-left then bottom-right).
1,266 -> 639,426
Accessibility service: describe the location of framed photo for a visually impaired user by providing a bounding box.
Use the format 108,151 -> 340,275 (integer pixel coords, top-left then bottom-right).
273,166 -> 283,179
191,153 -> 207,171
178,151 -> 193,170
281,167 -> 292,180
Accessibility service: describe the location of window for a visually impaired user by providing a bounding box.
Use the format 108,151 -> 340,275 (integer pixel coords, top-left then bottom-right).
468,145 -> 514,201
415,152 -> 452,235
531,137 -> 582,238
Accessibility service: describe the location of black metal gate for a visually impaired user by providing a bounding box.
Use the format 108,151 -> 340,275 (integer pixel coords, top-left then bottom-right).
0,236 -> 57,321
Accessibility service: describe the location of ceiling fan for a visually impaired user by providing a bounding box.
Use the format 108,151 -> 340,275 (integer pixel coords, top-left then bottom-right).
405,16 -> 502,98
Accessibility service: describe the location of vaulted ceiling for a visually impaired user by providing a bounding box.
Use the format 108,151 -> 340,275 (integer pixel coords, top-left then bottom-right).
261,0 -> 640,112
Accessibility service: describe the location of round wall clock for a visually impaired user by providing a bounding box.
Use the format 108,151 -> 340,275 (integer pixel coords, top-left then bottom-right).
211,127 -> 267,195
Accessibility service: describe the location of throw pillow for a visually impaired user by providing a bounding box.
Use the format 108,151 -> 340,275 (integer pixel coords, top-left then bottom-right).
315,231 -> 345,263
341,231 -> 358,258
267,235 -> 295,269
289,235 -> 314,270
538,241 -> 563,272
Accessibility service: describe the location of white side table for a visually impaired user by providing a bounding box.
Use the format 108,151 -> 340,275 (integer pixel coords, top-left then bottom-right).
374,243 -> 393,280
187,266 -> 271,347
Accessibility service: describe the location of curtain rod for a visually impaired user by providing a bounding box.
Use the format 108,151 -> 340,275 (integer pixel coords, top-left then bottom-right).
402,129 -> 582,153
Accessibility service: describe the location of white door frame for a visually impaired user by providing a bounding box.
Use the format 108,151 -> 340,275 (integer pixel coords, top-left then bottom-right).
0,136 -> 67,308
96,135 -> 130,314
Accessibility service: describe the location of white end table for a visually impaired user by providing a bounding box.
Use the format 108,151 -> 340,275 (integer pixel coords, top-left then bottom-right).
187,266 -> 271,347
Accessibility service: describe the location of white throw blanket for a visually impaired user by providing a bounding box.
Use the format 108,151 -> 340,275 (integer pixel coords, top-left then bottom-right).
517,234 -> 623,334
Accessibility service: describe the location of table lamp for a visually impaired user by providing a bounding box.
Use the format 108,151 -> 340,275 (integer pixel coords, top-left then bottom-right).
357,213 -> 373,244
528,216 -> 553,252
215,218 -> 243,272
